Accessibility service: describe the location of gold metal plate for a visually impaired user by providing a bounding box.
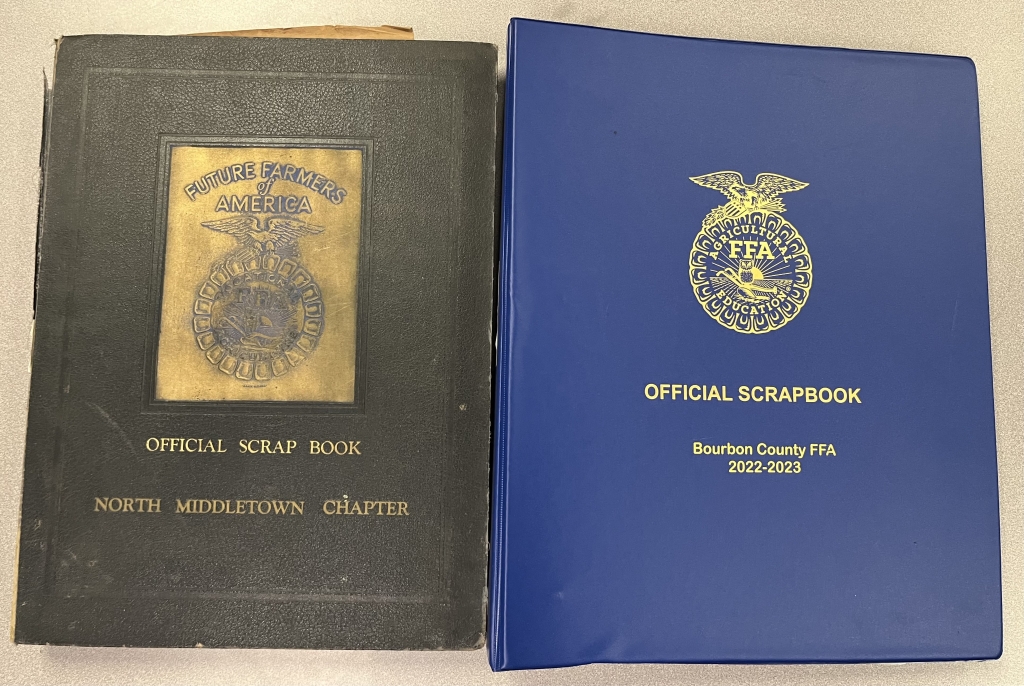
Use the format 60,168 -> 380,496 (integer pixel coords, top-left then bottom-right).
154,145 -> 362,402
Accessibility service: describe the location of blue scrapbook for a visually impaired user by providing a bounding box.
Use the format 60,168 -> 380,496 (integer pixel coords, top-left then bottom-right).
490,18 -> 1001,670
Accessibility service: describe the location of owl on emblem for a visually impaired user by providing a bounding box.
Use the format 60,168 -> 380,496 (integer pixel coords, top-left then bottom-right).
738,259 -> 755,284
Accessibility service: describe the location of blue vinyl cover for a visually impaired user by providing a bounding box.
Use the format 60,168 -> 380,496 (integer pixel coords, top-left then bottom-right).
490,18 -> 1001,670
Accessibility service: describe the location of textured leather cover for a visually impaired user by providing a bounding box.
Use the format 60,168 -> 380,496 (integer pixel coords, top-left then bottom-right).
490,18 -> 1001,669
16,35 -> 497,648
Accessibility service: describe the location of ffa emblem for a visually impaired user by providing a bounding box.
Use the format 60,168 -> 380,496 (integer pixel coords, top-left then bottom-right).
689,171 -> 811,334
192,185 -> 326,382
156,143 -> 363,403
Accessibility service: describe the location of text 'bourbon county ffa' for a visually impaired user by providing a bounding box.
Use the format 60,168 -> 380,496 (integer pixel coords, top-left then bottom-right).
644,384 -> 861,403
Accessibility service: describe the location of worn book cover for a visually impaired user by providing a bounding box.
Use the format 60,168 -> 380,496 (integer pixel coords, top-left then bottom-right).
490,18 -> 1000,669
15,34 -> 497,648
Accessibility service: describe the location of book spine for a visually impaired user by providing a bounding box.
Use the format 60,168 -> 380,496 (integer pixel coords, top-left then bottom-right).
488,18 -> 520,672
32,70 -> 53,319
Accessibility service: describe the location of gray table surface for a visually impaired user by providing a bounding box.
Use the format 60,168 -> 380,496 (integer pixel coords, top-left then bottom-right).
1,1 -> 1020,684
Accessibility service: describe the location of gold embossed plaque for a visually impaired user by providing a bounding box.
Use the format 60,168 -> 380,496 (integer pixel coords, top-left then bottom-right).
155,145 -> 363,402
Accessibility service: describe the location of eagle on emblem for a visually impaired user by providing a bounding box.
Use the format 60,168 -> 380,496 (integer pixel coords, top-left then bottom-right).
201,216 -> 324,263
690,171 -> 808,229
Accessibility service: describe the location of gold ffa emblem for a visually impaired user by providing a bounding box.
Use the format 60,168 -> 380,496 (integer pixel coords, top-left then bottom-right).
689,171 -> 811,333
193,212 -> 325,382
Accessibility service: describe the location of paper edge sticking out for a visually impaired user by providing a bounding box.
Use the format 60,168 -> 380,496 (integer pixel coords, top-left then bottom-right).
189,25 -> 413,40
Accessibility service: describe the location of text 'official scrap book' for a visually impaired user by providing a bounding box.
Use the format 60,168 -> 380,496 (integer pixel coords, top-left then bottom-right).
489,18 -> 1001,670
16,34 -> 498,648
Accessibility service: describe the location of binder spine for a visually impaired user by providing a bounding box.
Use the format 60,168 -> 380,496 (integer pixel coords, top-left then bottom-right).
488,18 -> 520,672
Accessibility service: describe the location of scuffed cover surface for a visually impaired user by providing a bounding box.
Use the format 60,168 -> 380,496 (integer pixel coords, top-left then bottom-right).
15,34 -> 497,648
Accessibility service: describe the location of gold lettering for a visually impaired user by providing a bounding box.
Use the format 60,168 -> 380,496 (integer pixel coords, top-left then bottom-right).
644,386 -> 860,406
171,498 -> 303,515
145,437 -> 226,452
